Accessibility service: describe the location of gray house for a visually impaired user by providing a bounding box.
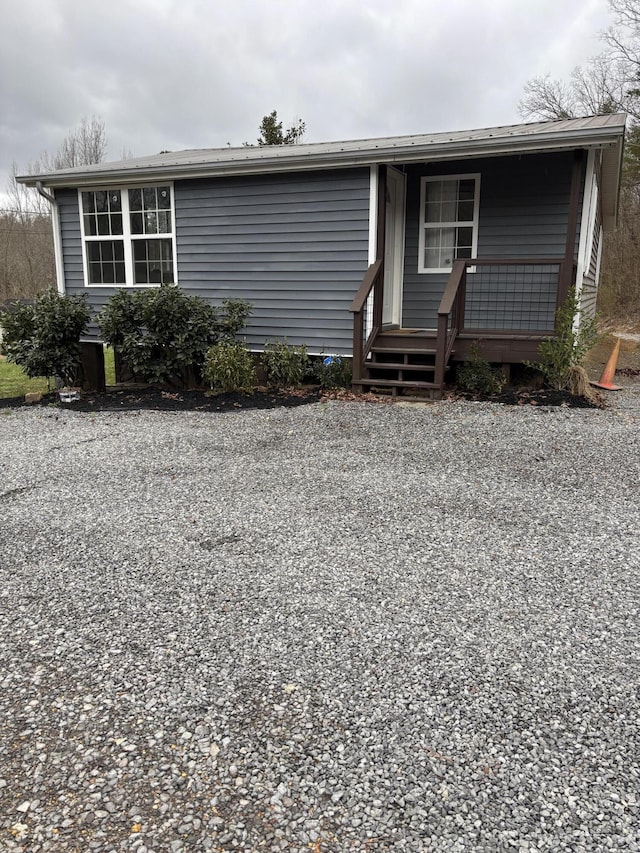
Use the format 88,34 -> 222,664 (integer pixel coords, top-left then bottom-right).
18,114 -> 625,394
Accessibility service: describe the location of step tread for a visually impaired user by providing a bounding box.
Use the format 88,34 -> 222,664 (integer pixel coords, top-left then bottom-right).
366,361 -> 436,371
370,346 -> 438,355
354,378 -> 441,389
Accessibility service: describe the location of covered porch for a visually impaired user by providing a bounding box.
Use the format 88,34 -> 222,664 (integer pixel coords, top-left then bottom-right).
350,154 -> 584,395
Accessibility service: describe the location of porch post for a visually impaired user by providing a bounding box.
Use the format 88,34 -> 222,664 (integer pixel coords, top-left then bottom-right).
558,149 -> 585,311
372,165 -> 387,329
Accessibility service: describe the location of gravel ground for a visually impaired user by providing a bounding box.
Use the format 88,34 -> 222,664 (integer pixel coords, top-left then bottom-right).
1,389 -> 639,852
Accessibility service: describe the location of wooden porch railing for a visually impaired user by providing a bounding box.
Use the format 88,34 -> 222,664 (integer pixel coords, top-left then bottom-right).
349,258 -> 383,383
351,256 -> 572,389
435,259 -> 468,387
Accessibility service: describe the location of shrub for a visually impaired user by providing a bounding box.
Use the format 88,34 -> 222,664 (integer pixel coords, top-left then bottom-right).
313,355 -> 352,389
525,287 -> 598,391
97,285 -> 252,386
218,298 -> 252,342
456,343 -> 506,396
203,340 -> 256,394
262,339 -> 309,386
0,289 -> 90,386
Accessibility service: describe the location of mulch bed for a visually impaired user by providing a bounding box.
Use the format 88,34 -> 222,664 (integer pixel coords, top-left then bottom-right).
0,384 -> 610,411
455,388 -> 605,408
1,387 -> 323,413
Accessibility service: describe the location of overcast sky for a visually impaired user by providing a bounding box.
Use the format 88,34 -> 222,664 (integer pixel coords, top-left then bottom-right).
1,0 -> 614,199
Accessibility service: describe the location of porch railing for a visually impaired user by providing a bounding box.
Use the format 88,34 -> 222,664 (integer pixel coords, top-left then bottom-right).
435,257 -> 568,385
349,258 -> 383,383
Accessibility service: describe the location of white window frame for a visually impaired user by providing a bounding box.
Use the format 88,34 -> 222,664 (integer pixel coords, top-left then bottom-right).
418,173 -> 480,274
79,183 -> 178,288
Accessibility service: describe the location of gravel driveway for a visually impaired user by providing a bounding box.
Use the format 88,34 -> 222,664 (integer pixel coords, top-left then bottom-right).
1,391 -> 639,852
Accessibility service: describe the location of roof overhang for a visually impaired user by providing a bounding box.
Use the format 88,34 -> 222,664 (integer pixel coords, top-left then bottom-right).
17,115 -> 626,229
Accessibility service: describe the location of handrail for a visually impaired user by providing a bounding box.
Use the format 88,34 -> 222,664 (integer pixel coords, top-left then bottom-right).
350,259 -> 384,384
350,259 -> 382,313
438,259 -> 467,317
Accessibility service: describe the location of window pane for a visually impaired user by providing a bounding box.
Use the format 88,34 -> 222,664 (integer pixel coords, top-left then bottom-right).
84,214 -> 96,236
440,246 -> 455,267
82,192 -> 95,214
424,202 -> 441,224
143,187 -> 156,209
440,200 -> 456,221
424,247 -> 440,269
133,241 -> 147,261
130,212 -> 143,234
88,243 -> 101,262
458,179 -> 475,200
425,181 -> 443,204
457,200 -> 474,221
424,229 -> 442,269
158,187 -> 171,209
97,215 -> 110,236
102,242 -> 113,261
130,189 -> 142,211
457,246 -> 472,259
114,262 -> 126,283
109,191 -> 122,212
90,263 -> 102,283
111,213 -> 123,235
158,211 -> 171,233
145,212 -> 158,234
95,191 -> 108,213
457,226 -> 473,248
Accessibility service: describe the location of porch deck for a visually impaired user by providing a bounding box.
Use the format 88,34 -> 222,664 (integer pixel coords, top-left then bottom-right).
350,257 -> 569,397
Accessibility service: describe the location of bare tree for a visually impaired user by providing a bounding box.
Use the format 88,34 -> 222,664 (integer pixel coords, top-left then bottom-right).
1,116 -> 108,302
519,58 -> 628,120
518,1 -> 640,322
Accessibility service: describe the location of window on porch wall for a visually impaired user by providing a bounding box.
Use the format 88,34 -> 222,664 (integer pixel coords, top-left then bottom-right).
418,174 -> 480,273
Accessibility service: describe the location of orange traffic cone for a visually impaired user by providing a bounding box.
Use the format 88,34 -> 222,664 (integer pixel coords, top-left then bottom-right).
591,337 -> 622,390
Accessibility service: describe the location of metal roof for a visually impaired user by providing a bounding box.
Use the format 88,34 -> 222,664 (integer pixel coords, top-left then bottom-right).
18,114 -> 626,227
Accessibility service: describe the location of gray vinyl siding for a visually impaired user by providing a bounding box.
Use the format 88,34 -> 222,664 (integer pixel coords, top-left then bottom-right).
402,152 -> 578,330
55,188 -> 116,340
175,170 -> 369,353
56,169 -> 371,352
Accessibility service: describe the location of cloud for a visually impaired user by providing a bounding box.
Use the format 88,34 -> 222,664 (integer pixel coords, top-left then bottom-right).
0,0 -> 614,198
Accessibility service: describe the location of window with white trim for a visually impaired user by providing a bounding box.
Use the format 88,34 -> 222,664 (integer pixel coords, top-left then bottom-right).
80,185 -> 176,287
418,174 -> 480,273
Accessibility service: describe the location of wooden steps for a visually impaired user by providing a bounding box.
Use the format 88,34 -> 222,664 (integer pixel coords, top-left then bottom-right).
352,338 -> 454,398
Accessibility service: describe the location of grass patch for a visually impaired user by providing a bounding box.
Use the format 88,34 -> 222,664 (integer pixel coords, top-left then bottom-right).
104,346 -> 116,386
0,358 -> 51,399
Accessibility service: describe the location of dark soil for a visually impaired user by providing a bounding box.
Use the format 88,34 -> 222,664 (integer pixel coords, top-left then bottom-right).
492,388 -> 603,408
1,384 -> 610,412
1,386 -> 323,413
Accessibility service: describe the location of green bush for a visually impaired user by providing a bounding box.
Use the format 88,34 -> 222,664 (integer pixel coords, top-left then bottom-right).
262,339 -> 309,386
97,285 -> 252,386
525,287 -> 598,391
456,343 -> 506,395
0,290 -> 90,386
203,340 -> 256,394
313,355 -> 352,389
